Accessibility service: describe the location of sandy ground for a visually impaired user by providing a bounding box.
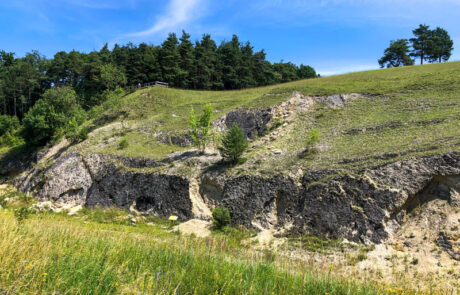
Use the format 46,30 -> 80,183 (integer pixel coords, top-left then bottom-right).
175,219 -> 211,238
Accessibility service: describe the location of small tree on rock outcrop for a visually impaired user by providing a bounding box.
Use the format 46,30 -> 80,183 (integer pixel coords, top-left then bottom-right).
219,124 -> 248,164
189,104 -> 213,153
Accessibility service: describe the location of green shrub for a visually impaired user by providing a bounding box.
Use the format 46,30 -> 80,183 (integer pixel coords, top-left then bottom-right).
299,129 -> 321,158
119,139 -> 129,149
0,130 -> 25,147
306,129 -> 320,147
218,124 -> 248,164
0,115 -> 20,136
67,124 -> 89,143
212,206 -> 231,229
22,87 -> 87,145
14,206 -> 35,224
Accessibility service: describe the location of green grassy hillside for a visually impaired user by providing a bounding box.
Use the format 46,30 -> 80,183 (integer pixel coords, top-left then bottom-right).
0,203 -> 396,295
78,62 -> 460,175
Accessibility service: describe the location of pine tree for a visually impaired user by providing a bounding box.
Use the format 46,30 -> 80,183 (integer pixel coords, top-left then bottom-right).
218,35 -> 242,89
219,124 -> 248,164
378,39 -> 414,68
410,24 -> 432,65
178,30 -> 195,88
239,42 -> 256,88
159,33 -> 182,87
428,27 -> 454,63
194,34 -> 220,89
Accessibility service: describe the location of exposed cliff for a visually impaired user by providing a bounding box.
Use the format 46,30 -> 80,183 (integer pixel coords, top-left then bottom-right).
14,148 -> 460,244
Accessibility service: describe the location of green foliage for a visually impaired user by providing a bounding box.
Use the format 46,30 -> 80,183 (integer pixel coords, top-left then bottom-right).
177,30 -> 195,88
118,138 -> 129,149
306,129 -> 320,152
379,39 -> 414,68
67,124 -> 89,143
0,115 -> 19,136
22,87 -> 86,145
13,206 -> 35,224
0,115 -> 24,147
98,63 -> 127,90
410,24 -> 432,65
0,130 -> 25,147
381,25 -> 453,66
189,104 -> 213,152
87,87 -> 126,120
159,33 -> 182,87
306,129 -> 320,145
297,64 -> 317,79
212,206 -> 231,229
273,62 -> 299,82
428,27 -> 454,63
219,124 -> 248,164
409,24 -> 453,64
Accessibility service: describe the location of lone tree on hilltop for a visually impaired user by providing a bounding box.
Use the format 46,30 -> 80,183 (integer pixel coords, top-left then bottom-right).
219,124 -> 248,164
379,39 -> 414,68
428,27 -> 454,63
410,24 -> 432,64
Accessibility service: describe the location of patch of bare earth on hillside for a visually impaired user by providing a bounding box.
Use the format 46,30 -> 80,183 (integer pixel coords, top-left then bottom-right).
175,219 -> 211,238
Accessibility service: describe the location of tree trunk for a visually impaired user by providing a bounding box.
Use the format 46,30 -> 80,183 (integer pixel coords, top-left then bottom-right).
28,87 -> 31,112
13,89 -> 17,117
421,52 -> 424,65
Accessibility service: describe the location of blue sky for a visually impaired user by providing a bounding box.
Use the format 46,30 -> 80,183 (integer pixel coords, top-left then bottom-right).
0,0 -> 459,75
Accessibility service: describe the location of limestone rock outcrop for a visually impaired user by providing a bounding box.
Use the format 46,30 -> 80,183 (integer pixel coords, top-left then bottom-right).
13,150 -> 460,244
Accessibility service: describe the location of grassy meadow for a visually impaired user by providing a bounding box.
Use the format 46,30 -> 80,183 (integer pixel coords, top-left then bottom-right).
0,207 -> 393,295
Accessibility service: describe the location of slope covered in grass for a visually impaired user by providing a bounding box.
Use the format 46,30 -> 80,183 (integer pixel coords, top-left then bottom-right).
78,62 -> 460,175
0,209 -> 389,295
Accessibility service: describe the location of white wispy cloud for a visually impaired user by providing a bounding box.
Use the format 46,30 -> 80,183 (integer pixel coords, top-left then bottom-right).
124,0 -> 204,38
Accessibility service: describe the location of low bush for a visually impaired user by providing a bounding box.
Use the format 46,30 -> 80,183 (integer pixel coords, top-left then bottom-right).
118,139 -> 129,149
14,206 -> 36,224
212,206 -> 231,229
67,126 -> 89,143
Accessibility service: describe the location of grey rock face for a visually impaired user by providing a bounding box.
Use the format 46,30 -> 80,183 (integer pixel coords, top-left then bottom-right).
221,175 -> 300,231
37,153 -> 92,205
213,108 -> 272,140
19,153 -> 193,220
15,151 -> 460,244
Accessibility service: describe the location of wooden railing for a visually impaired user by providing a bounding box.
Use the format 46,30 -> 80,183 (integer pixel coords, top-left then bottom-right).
135,81 -> 169,89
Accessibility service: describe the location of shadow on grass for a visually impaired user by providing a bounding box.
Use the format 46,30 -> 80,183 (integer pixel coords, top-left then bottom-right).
0,144 -> 39,178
